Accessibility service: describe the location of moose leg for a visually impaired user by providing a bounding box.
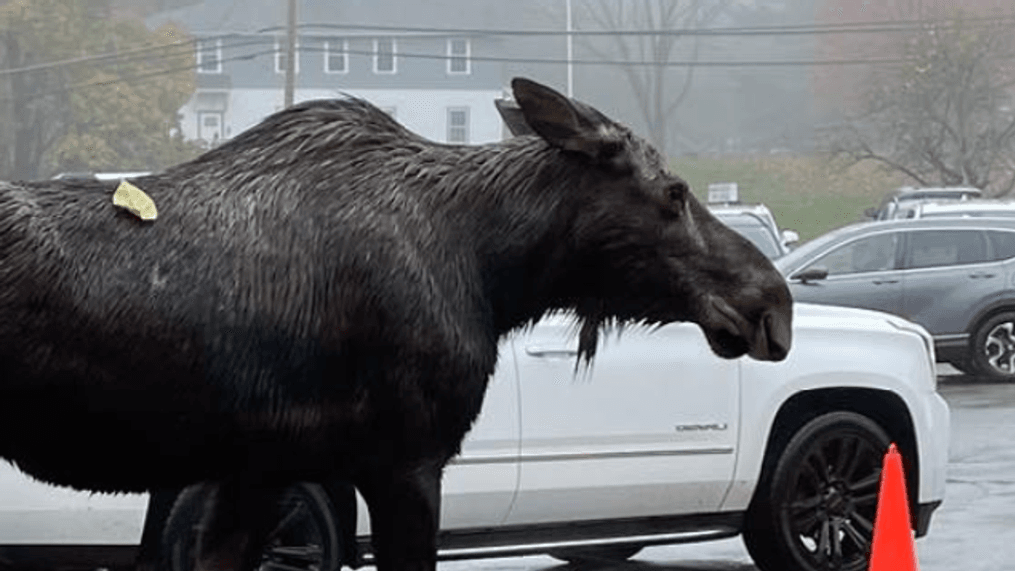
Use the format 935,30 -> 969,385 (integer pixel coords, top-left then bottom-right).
194,480 -> 284,571
135,486 -> 184,571
356,461 -> 444,571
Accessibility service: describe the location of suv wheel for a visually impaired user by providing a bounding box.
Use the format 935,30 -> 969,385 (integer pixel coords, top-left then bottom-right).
163,482 -> 341,571
548,545 -> 643,565
743,412 -> 890,571
971,311 -> 1015,379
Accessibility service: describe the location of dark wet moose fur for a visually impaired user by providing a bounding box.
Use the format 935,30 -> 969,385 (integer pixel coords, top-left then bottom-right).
0,78 -> 791,571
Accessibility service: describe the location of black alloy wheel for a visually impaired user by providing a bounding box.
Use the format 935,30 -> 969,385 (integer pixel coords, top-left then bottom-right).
971,311 -> 1015,379
164,482 -> 341,571
743,412 -> 892,571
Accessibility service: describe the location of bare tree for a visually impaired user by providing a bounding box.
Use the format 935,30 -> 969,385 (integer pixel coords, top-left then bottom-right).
576,0 -> 730,156
825,11 -> 1015,195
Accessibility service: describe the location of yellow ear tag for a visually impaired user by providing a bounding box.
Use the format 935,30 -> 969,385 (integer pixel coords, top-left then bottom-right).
112,180 -> 158,221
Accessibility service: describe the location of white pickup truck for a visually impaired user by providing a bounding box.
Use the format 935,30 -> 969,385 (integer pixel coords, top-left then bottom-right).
0,303 -> 949,571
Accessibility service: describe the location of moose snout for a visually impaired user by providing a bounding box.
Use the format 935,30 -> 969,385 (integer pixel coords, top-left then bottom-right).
703,295 -> 792,362
751,308 -> 792,362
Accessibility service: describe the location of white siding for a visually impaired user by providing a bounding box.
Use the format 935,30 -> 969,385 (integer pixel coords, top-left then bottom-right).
179,88 -> 504,146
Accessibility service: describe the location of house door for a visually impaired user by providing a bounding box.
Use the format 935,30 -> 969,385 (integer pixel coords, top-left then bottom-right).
197,112 -> 223,145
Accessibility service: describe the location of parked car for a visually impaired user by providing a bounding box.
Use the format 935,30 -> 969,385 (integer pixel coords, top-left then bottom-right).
51,172 -> 151,183
709,203 -> 799,259
864,186 -> 983,221
902,199 -> 1015,220
777,217 -> 1015,378
0,303 -> 949,571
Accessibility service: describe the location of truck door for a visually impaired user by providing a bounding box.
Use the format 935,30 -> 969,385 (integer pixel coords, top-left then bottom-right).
504,313 -> 739,525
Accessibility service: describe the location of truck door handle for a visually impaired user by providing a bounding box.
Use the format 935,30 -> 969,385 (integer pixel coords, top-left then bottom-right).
969,272 -> 997,279
872,279 -> 899,285
525,346 -> 579,358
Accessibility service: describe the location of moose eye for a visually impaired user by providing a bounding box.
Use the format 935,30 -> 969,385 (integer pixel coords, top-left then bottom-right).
666,182 -> 687,204
599,141 -> 624,160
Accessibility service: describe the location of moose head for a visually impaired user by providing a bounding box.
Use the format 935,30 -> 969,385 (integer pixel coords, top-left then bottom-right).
503,78 -> 793,363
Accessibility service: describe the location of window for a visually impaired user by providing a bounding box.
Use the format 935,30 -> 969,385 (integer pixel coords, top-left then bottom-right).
447,107 -> 469,143
904,230 -> 989,269
723,222 -> 781,259
196,39 -> 222,74
989,231 -> 1015,261
275,38 -> 300,74
805,233 -> 899,276
374,38 -> 396,74
447,38 -> 470,74
324,39 -> 348,73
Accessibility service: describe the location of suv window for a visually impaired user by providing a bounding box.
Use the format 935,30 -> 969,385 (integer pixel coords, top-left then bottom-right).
904,230 -> 989,269
988,230 -> 1015,261
721,221 -> 782,259
803,232 -> 899,276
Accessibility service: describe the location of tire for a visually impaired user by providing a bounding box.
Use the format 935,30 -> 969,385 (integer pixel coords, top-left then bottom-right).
163,482 -> 342,571
547,545 -> 643,565
742,412 -> 891,571
970,311 -> 1015,379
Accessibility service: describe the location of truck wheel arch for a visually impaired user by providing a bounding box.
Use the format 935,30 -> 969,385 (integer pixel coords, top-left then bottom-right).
749,388 -> 919,528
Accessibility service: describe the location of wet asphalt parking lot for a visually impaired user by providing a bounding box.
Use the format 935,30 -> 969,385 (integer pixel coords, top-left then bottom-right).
433,366 -> 1015,571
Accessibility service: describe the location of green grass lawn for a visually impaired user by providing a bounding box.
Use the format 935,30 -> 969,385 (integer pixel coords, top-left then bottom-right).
673,155 -> 908,243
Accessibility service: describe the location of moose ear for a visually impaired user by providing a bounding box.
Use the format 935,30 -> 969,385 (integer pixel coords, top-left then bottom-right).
494,98 -> 536,137
511,77 -> 621,161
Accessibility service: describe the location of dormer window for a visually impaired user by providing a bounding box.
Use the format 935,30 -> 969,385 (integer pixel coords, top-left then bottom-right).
374,38 -> 396,74
275,38 -> 300,74
447,38 -> 470,75
325,39 -> 348,74
196,39 -> 222,74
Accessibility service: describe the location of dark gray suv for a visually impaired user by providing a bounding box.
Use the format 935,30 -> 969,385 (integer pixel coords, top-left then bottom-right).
776,217 -> 1015,378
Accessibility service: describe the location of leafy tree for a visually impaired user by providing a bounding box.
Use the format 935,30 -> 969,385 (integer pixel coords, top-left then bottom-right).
0,0 -> 200,180
824,10 -> 1015,195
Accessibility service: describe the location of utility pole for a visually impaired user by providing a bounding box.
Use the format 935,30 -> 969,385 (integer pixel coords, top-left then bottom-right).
565,0 -> 573,97
284,0 -> 297,108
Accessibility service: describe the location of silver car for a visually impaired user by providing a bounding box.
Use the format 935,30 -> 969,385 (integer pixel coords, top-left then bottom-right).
777,217 -> 1015,378
905,199 -> 1015,220
709,203 -> 799,259
864,186 -> 983,220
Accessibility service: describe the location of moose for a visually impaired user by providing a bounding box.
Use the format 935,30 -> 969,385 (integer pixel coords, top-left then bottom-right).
0,78 -> 791,571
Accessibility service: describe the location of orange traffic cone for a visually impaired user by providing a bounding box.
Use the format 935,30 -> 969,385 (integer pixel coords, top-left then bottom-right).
868,443 -> 919,571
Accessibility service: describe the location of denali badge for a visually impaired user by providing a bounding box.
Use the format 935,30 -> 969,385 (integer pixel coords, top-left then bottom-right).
675,423 -> 729,432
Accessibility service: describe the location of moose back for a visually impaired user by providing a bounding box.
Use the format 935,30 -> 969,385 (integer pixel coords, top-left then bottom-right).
0,78 -> 791,571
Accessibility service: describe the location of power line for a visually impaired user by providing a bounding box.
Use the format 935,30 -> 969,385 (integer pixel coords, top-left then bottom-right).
0,36 -> 933,89
6,12 -> 1015,78
5,50 -> 956,105
7,39 -> 992,104
5,17 -> 1014,102
298,45 -> 921,67
270,14 -> 1015,38
0,35 -> 267,76
0,48 -> 275,104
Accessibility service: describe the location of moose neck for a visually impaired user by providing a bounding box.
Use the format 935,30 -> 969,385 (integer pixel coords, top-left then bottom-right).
433,138 -> 593,336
